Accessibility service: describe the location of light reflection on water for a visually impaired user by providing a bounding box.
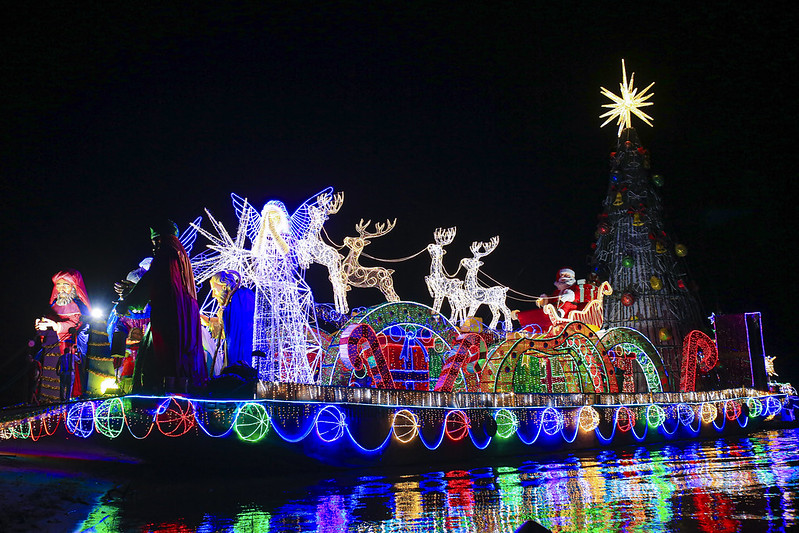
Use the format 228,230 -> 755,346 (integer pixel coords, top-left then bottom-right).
79,428 -> 799,532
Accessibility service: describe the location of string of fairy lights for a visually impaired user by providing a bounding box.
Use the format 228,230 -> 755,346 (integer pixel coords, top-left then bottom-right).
0,393 -> 785,449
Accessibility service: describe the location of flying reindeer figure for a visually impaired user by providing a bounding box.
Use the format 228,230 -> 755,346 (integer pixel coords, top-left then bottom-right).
295,191 -> 350,314
425,227 -> 468,323
342,219 -> 401,302
460,236 -> 514,331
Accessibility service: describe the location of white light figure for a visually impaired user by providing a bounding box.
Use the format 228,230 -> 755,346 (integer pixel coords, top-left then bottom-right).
295,190 -> 349,314
191,193 -> 320,384
425,227 -> 467,323
342,219 -> 401,302
600,59 -> 655,137
250,201 -> 314,383
459,236 -> 514,331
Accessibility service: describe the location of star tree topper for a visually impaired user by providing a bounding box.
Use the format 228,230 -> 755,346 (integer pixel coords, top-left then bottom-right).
600,59 -> 655,137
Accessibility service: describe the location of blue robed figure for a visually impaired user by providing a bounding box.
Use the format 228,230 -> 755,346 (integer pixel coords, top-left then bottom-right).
206,270 -> 255,370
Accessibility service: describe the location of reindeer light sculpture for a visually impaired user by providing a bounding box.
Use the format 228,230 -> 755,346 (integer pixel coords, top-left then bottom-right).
460,236 -> 514,331
425,227 -> 467,323
342,219 -> 401,302
295,191 -> 350,314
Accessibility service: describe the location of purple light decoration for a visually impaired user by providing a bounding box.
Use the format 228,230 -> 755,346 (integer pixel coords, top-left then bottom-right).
65,402 -> 95,438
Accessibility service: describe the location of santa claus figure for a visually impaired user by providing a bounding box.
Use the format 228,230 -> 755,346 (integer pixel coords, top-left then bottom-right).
35,269 -> 92,402
537,268 -> 578,317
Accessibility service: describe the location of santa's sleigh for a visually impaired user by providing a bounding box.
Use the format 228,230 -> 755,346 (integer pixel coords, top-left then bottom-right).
517,281 -> 613,336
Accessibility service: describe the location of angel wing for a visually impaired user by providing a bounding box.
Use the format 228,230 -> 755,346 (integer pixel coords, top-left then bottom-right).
179,216 -> 203,256
290,186 -> 334,240
231,193 -> 262,245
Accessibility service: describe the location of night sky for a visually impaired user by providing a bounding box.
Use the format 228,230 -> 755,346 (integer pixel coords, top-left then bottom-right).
2,5 -> 796,382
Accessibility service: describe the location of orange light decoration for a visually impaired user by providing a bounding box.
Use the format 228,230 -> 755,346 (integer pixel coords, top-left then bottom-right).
156,397 -> 196,437
700,403 -> 718,424
392,409 -> 419,443
578,406 -> 600,432
444,410 -> 470,441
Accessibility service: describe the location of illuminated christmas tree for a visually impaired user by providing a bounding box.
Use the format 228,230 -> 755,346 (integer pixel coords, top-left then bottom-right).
590,61 -> 704,387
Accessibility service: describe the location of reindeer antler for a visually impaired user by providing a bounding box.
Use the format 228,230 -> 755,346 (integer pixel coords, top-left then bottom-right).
328,192 -> 344,214
433,227 -> 456,246
471,236 -> 499,258
358,218 -> 396,239
355,219 -> 372,235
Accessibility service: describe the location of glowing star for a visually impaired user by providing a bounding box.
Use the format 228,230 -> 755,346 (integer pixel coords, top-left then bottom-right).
600,59 -> 655,137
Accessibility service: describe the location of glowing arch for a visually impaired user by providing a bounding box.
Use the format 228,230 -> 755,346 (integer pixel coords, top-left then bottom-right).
599,328 -> 669,392
319,302 -> 460,386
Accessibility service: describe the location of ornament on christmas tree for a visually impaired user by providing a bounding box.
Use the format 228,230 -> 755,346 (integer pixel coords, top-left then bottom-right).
652,173 -> 664,187
677,279 -> 686,289
621,293 -> 635,306
675,243 -> 688,257
632,213 -> 644,226
599,59 -> 655,137
649,276 -> 662,290
622,256 -> 634,268
655,240 -> 666,254
613,192 -> 623,206
658,327 -> 672,341
598,223 -> 610,235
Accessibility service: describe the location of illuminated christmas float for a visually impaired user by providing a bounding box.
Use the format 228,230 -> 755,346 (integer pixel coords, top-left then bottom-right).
1,61 -> 795,468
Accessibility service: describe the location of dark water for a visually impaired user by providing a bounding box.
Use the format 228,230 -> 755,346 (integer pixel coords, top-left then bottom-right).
5,428 -> 799,532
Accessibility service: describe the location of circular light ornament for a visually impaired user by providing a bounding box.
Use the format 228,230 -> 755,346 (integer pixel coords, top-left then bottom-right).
444,410 -> 470,441
700,403 -> 718,424
392,409 -> 419,443
616,406 -> 636,432
494,409 -> 519,439
677,403 -> 695,426
94,397 -> 125,439
541,407 -> 564,436
315,405 -> 347,442
66,402 -> 96,438
649,276 -> 663,291
724,400 -> 742,421
12,421 -> 31,440
675,244 -> 688,257
155,397 -> 196,437
234,402 -> 271,443
578,406 -> 600,432
646,404 -> 666,428
746,397 -> 763,418
765,396 -> 782,417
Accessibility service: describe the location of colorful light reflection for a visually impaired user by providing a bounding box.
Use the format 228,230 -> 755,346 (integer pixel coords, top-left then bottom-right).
74,428 -> 799,532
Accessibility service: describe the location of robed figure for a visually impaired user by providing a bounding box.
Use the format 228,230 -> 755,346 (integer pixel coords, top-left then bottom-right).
35,269 -> 92,402
119,221 -> 207,392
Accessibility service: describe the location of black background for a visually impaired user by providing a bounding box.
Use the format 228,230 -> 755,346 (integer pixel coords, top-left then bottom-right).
2,4 -> 796,385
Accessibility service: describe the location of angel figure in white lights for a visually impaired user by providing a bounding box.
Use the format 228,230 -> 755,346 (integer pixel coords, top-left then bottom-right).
459,236 -> 514,331
191,192 -> 329,384
425,227 -> 468,324
294,189 -> 349,315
